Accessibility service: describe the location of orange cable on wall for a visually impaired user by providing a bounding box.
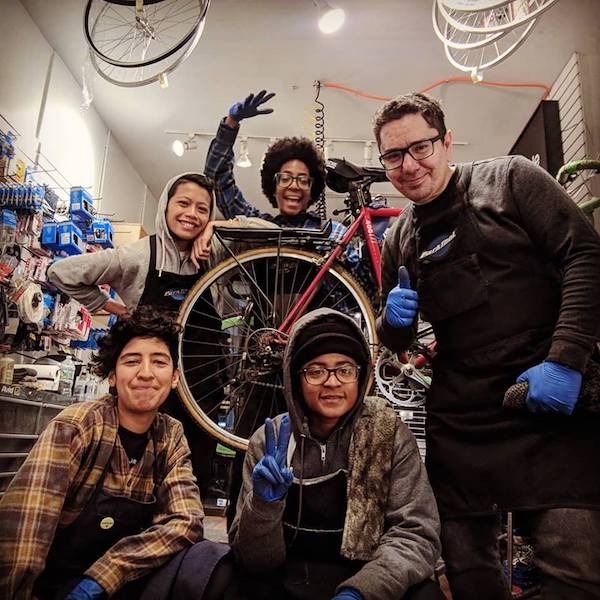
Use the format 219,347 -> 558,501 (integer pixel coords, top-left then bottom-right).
322,76 -> 551,101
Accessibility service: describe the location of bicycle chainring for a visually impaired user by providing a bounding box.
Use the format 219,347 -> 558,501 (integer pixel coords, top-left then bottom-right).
375,348 -> 431,409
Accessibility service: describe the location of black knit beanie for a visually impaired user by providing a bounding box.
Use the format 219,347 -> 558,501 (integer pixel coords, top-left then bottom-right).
291,316 -> 369,372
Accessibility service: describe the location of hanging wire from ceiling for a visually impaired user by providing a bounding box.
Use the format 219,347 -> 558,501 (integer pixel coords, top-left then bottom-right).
313,81 -> 327,220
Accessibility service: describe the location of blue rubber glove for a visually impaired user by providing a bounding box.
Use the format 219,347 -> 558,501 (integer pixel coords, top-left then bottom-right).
65,577 -> 106,600
516,361 -> 582,415
252,415 -> 293,502
228,90 -> 275,122
331,588 -> 364,600
385,266 -> 418,328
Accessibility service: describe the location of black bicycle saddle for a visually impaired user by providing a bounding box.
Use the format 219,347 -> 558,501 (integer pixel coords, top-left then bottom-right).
325,158 -> 388,193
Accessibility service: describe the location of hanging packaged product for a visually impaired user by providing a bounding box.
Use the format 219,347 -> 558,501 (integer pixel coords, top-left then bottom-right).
69,187 -> 95,222
86,218 -> 114,248
56,221 -> 85,255
14,281 -> 45,325
0,355 -> 15,384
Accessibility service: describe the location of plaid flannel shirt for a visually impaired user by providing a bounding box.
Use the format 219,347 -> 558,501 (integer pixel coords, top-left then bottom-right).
0,396 -> 203,598
204,119 -> 359,266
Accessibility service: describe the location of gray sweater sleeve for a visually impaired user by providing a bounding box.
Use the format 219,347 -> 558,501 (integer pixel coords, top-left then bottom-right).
506,155 -> 600,370
228,425 -> 287,573
339,422 -> 441,600
47,239 -> 148,313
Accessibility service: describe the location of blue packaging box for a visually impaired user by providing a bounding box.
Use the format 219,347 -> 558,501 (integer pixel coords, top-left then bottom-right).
41,220 -> 59,250
69,187 -> 94,222
88,219 -> 114,248
56,221 -> 85,255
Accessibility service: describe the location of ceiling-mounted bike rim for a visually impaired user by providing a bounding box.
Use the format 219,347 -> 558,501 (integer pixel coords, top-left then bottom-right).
437,0 -> 559,34
84,0 -> 209,68
432,0 -> 509,50
442,17 -> 537,72
88,17 -> 205,87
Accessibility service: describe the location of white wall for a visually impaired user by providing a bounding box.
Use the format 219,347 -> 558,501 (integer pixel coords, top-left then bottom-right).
0,0 -> 155,231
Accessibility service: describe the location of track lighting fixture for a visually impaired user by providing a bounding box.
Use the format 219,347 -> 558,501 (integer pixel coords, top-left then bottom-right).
236,137 -> 252,168
172,135 -> 198,157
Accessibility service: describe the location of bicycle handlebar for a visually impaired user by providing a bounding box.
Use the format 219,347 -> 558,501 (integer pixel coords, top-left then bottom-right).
556,159 -> 600,185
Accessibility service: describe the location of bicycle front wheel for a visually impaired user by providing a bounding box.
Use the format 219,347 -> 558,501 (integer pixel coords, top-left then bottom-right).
177,247 -> 377,450
84,0 -> 209,68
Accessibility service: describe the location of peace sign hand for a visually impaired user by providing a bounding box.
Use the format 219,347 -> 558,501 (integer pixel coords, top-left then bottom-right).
252,415 -> 293,502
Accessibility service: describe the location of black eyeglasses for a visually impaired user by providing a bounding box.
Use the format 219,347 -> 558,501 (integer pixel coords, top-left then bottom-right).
378,132 -> 446,171
300,364 -> 361,386
274,172 -> 313,190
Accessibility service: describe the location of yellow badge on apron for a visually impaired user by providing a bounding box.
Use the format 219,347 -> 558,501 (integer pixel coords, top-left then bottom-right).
100,516 -> 114,530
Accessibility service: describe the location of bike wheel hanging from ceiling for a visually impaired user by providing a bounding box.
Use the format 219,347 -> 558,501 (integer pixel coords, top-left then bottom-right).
84,0 -> 210,87
432,0 -> 560,77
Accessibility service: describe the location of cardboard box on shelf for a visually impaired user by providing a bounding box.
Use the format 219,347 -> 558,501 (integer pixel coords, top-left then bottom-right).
113,223 -> 148,247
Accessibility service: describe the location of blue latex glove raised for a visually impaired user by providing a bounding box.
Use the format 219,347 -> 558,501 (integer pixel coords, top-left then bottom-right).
385,266 -> 418,328
228,90 -> 275,122
252,415 -> 293,502
516,361 -> 582,415
331,588 -> 364,600
65,577 -> 106,600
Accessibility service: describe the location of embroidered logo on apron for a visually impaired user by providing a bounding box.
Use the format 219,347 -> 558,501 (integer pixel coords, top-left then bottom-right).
163,288 -> 188,302
419,231 -> 456,262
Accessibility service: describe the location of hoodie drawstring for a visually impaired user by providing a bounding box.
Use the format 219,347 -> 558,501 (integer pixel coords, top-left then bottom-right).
290,418 -> 309,548
158,229 -> 166,278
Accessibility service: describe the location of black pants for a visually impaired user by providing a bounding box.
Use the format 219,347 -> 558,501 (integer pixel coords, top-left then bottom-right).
441,509 -> 600,600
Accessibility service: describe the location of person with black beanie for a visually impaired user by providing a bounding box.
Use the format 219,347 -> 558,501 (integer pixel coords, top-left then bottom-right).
228,308 -> 444,600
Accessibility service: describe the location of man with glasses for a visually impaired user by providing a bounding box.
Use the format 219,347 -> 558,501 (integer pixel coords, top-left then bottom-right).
375,92 -> 600,599
228,308 -> 444,600
204,90 -> 358,265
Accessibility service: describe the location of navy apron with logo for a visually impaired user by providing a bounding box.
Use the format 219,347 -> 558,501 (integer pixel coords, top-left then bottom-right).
138,235 -> 224,496
414,164 -> 600,518
34,435 -> 160,600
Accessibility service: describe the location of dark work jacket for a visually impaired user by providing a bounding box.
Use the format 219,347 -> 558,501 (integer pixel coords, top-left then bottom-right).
377,156 -> 600,518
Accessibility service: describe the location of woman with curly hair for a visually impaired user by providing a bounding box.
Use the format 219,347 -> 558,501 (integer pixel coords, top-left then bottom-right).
203,90 -> 357,265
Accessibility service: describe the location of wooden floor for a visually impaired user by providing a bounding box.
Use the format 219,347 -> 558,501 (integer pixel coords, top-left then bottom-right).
204,515 -> 228,543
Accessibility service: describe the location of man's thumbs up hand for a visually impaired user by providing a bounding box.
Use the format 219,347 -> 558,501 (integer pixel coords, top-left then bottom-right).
385,266 -> 418,328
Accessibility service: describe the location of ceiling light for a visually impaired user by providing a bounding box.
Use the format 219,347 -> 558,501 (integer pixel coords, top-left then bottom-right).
172,136 -> 197,157
315,1 -> 346,34
236,137 -> 252,168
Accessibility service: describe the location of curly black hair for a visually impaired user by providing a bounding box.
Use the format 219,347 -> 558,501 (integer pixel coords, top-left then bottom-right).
260,137 -> 326,208
91,306 -> 182,378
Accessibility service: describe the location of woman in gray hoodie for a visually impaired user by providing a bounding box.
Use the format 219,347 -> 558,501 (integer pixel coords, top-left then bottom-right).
48,172 -> 274,497
229,308 -> 444,600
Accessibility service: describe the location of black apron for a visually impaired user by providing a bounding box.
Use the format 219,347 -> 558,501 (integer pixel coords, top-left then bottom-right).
264,470 -> 363,600
415,164 -> 600,518
34,434 -> 160,600
139,234 -> 200,312
138,235 -> 225,498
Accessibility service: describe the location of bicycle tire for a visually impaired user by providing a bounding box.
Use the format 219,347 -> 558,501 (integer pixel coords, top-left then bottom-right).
87,15 -> 205,87
176,246 -> 377,450
84,0 -> 209,68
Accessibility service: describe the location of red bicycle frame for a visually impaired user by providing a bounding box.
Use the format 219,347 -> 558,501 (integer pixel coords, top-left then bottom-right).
278,205 -> 402,334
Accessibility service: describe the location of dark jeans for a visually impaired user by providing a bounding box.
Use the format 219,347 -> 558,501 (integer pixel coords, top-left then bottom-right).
441,508 -> 600,600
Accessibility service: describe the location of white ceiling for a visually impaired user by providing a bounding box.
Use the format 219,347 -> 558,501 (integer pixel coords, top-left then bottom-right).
19,0 -> 600,214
